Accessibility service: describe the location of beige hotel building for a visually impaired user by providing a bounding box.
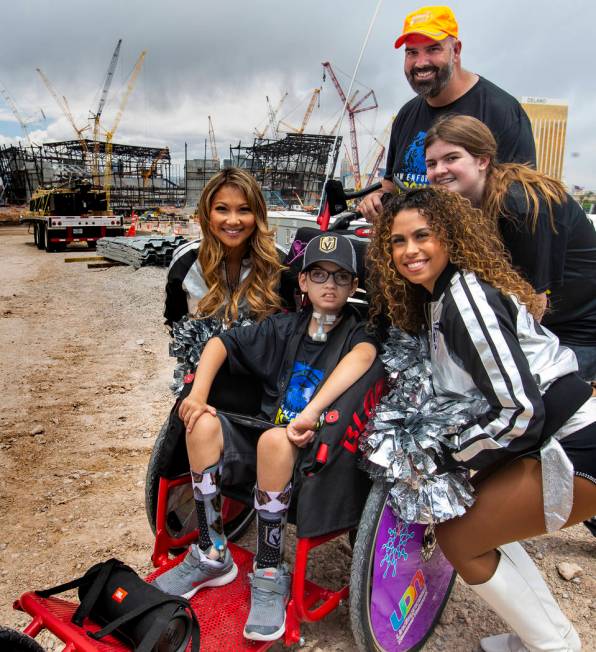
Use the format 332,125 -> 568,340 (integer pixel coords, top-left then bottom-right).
521,97 -> 568,181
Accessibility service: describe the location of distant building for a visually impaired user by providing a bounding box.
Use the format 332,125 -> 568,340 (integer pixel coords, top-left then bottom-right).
340,154 -> 351,178
521,97 -> 568,180
185,157 -> 220,210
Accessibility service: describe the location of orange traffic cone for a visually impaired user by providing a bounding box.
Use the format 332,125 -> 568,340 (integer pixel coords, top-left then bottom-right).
127,211 -> 137,237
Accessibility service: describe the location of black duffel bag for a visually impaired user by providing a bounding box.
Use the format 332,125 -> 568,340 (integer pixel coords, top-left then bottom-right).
36,558 -> 199,651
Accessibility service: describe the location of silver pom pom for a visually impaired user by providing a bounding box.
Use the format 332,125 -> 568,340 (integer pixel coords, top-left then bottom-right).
169,314 -> 254,395
361,328 -> 487,524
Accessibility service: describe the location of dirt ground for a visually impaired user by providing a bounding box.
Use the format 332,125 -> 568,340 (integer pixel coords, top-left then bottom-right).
0,225 -> 594,651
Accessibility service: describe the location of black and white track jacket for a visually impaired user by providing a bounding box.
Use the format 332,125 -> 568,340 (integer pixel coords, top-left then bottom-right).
429,264 -> 592,472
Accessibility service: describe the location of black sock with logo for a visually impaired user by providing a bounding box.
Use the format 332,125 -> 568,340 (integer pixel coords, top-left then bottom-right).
254,483 -> 291,569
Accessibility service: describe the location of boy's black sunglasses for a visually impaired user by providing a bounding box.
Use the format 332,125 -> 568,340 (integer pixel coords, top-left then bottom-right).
307,267 -> 354,287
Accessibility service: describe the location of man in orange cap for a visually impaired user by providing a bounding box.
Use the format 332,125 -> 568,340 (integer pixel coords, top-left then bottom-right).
360,5 -> 535,220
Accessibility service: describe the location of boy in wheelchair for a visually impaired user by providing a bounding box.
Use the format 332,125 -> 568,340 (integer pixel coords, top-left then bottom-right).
154,233 -> 379,642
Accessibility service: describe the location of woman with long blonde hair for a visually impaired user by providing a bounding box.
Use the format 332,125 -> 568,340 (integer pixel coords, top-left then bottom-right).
367,186 -> 596,652
424,114 -> 596,380
165,167 -> 282,328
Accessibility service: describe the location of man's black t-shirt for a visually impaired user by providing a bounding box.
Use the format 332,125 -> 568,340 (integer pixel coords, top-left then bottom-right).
384,77 -> 536,188
499,184 -> 596,346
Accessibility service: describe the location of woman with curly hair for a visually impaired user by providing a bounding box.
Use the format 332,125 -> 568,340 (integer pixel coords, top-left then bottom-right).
367,186 -> 596,652
424,114 -> 596,380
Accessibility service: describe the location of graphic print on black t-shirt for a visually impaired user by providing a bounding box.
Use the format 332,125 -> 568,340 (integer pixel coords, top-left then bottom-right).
401,130 -> 429,187
275,360 -> 324,425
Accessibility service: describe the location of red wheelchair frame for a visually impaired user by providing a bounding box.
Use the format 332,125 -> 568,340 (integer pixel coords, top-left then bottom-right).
14,471 -> 351,651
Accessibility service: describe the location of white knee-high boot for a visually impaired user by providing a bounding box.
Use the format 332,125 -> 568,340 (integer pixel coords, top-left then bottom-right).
469,542 -> 580,652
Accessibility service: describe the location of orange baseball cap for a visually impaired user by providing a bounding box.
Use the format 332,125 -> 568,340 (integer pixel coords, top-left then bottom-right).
395,6 -> 458,49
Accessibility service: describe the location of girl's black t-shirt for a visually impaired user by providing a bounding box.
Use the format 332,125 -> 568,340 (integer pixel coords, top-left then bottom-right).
500,183 -> 596,346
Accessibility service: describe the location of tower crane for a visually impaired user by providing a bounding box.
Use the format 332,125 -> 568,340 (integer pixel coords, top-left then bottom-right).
254,92 -> 288,139
91,39 -> 122,185
208,115 -> 218,163
0,81 -> 33,146
36,67 -> 89,159
103,50 -> 146,211
362,116 -> 394,188
279,87 -> 321,134
321,61 -> 378,190
320,90 -> 359,136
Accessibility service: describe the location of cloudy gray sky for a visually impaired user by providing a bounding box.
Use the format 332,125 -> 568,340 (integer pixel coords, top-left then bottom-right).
1,0 -> 594,188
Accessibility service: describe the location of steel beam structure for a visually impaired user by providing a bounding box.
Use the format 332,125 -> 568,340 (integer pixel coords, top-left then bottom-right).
0,139 -> 184,210
229,133 -> 340,207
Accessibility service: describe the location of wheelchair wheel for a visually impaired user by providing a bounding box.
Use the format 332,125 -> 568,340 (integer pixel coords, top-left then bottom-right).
145,417 -> 255,542
350,480 -> 455,652
0,628 -> 45,652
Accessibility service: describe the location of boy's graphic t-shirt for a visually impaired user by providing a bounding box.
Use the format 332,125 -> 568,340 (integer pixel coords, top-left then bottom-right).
275,335 -> 332,425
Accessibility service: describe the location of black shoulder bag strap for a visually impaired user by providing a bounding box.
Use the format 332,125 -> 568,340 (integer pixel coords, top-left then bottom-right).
85,598 -> 200,652
35,559 -> 200,652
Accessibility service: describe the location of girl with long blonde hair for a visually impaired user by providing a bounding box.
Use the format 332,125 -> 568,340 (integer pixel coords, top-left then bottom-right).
367,186 -> 596,652
424,113 -> 596,380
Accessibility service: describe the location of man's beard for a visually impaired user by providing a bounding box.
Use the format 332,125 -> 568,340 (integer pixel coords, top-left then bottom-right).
406,59 -> 453,98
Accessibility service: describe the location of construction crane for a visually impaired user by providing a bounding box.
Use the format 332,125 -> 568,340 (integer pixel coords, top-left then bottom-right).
255,92 -> 288,139
362,116 -> 394,188
208,116 -> 218,162
279,87 -> 321,134
142,146 -> 169,204
36,67 -> 89,159
142,147 -> 168,185
321,62 -> 378,190
0,81 -> 33,146
320,90 -> 359,136
91,39 -> 122,186
103,50 -> 146,211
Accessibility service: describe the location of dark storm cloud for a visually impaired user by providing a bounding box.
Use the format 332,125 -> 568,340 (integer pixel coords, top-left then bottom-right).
1,0 -> 595,186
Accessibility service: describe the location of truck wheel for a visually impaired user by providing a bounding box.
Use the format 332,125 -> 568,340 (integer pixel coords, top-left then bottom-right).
0,628 -> 45,652
36,224 -> 44,249
145,417 -> 255,543
36,224 -> 46,250
43,226 -> 57,253
349,480 -> 455,652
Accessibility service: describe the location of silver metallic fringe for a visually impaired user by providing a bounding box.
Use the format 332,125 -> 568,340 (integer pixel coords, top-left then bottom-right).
361,328 -> 487,524
169,314 -> 253,395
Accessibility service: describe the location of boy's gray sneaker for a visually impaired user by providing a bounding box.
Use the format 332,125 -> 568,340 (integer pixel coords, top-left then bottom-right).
152,544 -> 237,599
243,566 -> 291,641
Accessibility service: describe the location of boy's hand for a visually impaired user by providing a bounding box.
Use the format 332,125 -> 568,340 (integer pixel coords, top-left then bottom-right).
286,408 -> 321,448
179,396 -> 216,433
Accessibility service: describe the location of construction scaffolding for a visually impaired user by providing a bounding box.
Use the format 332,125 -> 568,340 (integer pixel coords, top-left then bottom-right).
0,138 -> 184,210
229,133 -> 340,207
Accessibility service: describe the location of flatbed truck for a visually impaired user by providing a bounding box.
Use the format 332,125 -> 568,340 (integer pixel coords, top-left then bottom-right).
20,180 -> 126,252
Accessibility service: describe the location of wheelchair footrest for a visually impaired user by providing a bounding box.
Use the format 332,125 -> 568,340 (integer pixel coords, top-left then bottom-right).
147,542 -> 273,650
15,541 -> 339,651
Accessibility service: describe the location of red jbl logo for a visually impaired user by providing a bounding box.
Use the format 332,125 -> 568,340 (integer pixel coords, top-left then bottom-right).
112,587 -> 128,603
